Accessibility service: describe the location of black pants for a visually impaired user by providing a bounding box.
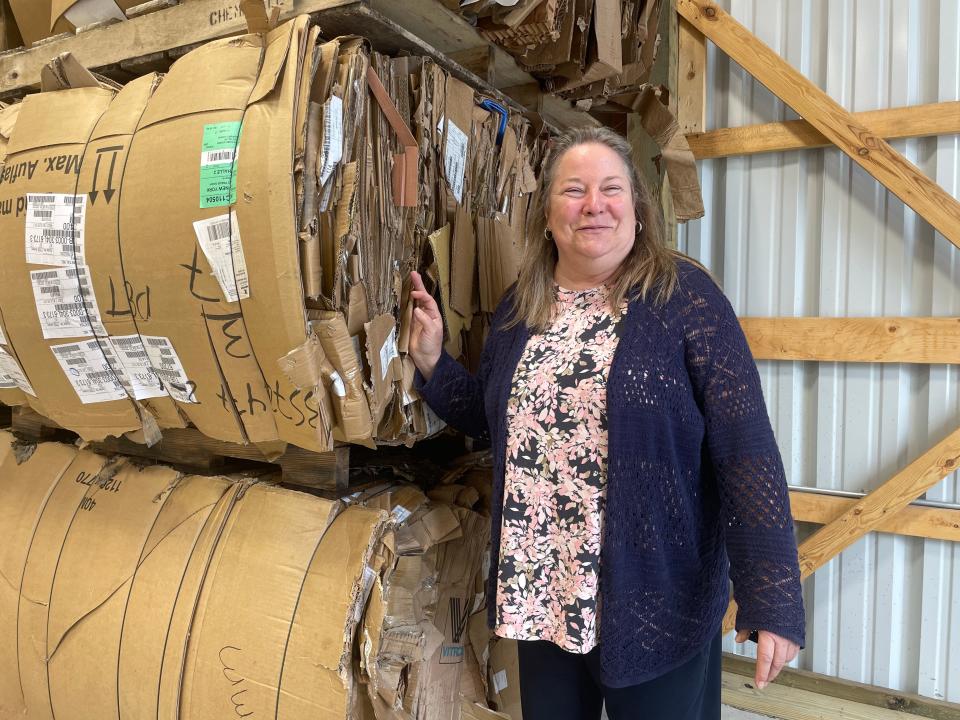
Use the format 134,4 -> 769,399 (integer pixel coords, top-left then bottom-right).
516,632 -> 721,720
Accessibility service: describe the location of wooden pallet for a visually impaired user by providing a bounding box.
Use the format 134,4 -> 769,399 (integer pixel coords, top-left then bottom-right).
0,0 -> 595,130
8,406 -> 350,491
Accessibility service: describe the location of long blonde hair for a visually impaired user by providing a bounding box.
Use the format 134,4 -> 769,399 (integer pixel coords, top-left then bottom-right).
508,127 -> 685,331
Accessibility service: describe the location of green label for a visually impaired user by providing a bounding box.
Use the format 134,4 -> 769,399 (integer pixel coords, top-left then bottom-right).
199,121 -> 241,208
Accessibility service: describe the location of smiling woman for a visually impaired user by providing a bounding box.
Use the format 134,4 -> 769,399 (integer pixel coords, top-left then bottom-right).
408,127 -> 805,720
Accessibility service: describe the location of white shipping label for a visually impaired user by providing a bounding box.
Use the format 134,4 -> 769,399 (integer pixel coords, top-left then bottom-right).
25,193 -> 87,266
439,118 -> 468,204
423,402 -> 446,436
391,505 -> 412,523
354,566 -> 378,622
0,347 -> 35,395
319,95 -> 344,188
30,265 -> 107,339
492,670 -> 508,694
50,340 -> 129,404
379,327 -> 398,381
110,335 -> 169,400
329,371 -> 346,398
141,335 -> 198,404
192,211 -> 250,302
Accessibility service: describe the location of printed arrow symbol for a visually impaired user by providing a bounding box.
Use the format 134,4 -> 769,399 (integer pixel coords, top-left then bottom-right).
88,153 -> 102,204
103,149 -> 118,203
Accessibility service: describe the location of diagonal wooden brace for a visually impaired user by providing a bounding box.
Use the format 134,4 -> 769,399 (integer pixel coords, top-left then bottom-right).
676,0 -> 960,250
722,425 -> 960,634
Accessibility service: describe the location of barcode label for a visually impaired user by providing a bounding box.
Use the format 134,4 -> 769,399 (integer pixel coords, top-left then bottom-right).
140,335 -> 197,404
0,346 -> 35,395
200,148 -> 237,166
108,335 -> 168,400
192,211 -> 250,302
25,193 -> 87,266
439,117 -> 468,204
319,95 -> 344,188
49,339 -> 128,404
30,265 -> 106,339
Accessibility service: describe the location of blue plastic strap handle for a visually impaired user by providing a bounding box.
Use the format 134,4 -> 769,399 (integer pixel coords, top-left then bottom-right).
479,98 -> 508,145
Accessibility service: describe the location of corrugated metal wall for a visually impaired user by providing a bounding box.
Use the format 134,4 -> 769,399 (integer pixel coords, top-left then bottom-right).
678,0 -> 960,702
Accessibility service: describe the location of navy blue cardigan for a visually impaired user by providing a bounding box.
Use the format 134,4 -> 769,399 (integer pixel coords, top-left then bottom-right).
416,261 -> 805,687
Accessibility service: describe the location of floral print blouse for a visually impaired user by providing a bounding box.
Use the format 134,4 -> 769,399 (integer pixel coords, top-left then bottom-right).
494,284 -> 626,653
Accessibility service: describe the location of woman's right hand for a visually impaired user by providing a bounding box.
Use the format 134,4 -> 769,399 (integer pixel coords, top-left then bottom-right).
408,271 -> 444,381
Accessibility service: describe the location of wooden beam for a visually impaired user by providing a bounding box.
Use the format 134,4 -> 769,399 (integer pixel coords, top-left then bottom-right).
676,0 -> 960,250
723,654 -> 960,720
0,0 -> 352,95
741,317 -> 960,364
677,17 -> 707,134
687,101 -> 960,159
796,426 -> 960,577
721,670 -> 957,720
448,45 -> 495,86
723,426 -> 960,633
790,490 -> 960,543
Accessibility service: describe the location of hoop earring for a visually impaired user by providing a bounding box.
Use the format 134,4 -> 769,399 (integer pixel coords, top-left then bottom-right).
544,228 -> 554,242
635,222 -> 644,236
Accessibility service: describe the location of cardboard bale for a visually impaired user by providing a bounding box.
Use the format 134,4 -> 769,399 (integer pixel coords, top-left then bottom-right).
0,17 -> 542,451
0,433 -> 391,720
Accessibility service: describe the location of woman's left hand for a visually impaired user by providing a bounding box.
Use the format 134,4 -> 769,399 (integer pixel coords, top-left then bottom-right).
735,629 -> 799,689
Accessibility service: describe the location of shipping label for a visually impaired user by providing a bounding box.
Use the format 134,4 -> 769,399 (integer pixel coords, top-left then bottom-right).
200,121 -> 242,208
50,339 -> 129,404
0,347 -> 36,395
30,265 -> 107,339
141,335 -> 198,404
379,327 -> 398,381
319,95 -> 344,189
192,211 -> 250,302
25,193 -> 87,266
110,334 -> 169,400
439,118 -> 468,204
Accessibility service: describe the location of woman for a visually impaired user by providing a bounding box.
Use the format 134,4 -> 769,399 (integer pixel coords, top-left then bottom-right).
409,127 -> 804,720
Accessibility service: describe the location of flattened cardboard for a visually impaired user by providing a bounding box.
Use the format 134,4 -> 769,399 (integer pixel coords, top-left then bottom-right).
46,461 -> 181,720
235,17 -> 334,453
17,448 -> 112,720
279,505 -> 387,719
179,484 -> 340,720
120,36 -> 281,445
7,0 -> 69,46
0,437 -> 78,719
315,310 -> 374,446
488,638 -> 522,720
0,87 -> 145,440
81,72 -> 185,431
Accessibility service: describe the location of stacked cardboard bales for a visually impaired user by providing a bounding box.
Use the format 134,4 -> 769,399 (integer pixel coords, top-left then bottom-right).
0,429 -> 389,720
449,0 -> 662,108
0,15 -> 539,453
0,431 -> 520,720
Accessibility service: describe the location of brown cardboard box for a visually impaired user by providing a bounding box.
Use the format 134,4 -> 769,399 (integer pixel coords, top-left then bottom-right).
0,430 -> 390,720
488,638 -> 523,720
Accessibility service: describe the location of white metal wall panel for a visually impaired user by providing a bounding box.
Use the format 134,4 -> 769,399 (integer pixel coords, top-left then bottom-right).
677,0 -> 960,701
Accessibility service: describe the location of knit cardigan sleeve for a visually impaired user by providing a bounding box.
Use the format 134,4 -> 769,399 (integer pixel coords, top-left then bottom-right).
413,294 -> 514,442
682,269 -> 806,647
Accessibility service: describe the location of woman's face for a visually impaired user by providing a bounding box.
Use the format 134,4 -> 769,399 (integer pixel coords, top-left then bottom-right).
546,142 -> 636,280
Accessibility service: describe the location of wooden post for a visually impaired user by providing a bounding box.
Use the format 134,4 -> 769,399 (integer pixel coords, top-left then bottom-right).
676,0 -> 960,250
677,17 -> 706,134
